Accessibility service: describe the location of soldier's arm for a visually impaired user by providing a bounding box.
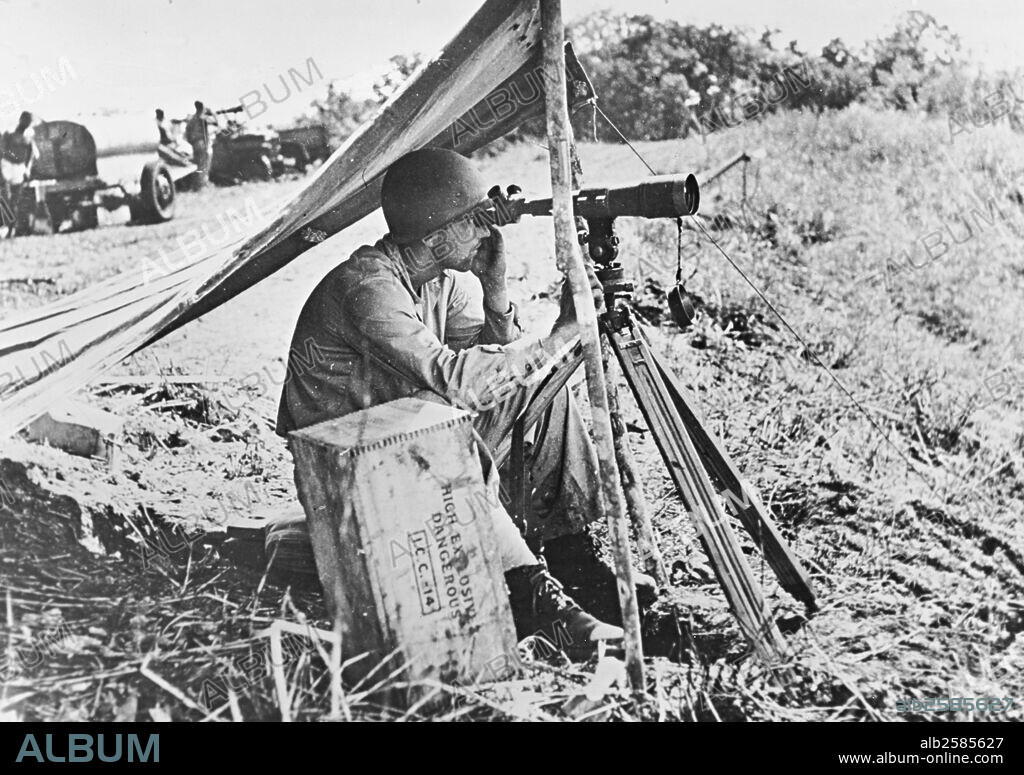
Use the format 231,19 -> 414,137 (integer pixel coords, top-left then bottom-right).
340,274 -> 548,411
27,138 -> 39,171
466,226 -> 523,345
444,273 -> 522,350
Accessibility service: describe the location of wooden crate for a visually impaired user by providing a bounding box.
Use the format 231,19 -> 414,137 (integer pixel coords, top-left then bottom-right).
289,397 -> 517,704
24,399 -> 122,465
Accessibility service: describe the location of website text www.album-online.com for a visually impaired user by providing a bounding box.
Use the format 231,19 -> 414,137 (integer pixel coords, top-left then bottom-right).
837,737 -> 1005,766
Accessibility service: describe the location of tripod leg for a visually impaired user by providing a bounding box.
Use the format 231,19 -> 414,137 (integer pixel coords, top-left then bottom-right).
493,340 -> 583,468
605,316 -> 788,666
602,336 -> 668,584
492,336 -> 670,583
644,335 -> 818,612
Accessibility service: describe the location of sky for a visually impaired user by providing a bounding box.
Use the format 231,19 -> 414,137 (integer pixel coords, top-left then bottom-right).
1,0 -> 1020,130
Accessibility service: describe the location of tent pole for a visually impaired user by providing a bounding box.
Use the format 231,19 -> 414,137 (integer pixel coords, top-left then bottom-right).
539,0 -> 645,692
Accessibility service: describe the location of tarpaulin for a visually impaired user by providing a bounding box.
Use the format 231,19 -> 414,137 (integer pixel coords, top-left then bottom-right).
0,0 -> 595,437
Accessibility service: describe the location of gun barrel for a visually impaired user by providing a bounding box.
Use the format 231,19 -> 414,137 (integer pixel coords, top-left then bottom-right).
512,172 -> 699,221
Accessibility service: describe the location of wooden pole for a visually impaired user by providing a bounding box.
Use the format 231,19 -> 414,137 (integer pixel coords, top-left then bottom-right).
540,0 -> 645,691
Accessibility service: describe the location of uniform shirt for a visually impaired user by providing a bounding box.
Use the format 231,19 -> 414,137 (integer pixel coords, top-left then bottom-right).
184,110 -> 217,147
0,129 -> 38,183
276,236 -> 552,436
156,119 -> 172,146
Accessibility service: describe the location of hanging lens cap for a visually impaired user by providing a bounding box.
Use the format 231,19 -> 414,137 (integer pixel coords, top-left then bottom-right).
667,284 -> 697,329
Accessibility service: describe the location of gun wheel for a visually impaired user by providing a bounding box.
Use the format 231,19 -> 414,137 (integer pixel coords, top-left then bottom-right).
137,161 -> 176,222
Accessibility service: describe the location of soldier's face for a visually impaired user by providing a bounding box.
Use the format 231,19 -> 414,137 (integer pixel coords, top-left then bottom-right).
433,217 -> 490,272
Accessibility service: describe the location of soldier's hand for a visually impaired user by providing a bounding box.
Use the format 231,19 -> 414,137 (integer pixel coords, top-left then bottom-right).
470,225 -> 507,284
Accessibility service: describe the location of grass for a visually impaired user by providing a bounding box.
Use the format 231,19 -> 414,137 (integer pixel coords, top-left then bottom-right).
1,105 -> 1022,721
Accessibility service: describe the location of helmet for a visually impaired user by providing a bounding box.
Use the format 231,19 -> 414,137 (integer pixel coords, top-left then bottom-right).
381,148 -> 486,244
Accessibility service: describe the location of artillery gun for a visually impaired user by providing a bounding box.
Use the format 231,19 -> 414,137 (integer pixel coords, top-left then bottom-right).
209,108 -> 286,185
11,119 -> 189,235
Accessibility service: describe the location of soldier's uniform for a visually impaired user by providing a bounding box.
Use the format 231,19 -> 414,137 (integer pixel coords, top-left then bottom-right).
184,107 -> 217,186
276,236 -> 603,551
0,115 -> 39,234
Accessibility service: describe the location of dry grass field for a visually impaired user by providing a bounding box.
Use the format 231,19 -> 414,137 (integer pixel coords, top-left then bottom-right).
1,106 -> 1022,721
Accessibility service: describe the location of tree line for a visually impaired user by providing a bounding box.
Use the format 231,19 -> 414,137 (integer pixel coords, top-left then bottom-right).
301,10 -> 1024,146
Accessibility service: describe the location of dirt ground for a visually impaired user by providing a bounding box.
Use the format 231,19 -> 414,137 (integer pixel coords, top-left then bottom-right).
2,112 -> 1023,721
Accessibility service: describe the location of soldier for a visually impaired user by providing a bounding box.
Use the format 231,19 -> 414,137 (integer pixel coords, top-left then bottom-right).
155,108 -> 172,147
0,111 -> 39,236
184,100 -> 218,187
277,148 -> 655,650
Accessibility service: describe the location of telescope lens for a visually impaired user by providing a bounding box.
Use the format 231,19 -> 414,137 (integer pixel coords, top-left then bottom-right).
681,173 -> 699,216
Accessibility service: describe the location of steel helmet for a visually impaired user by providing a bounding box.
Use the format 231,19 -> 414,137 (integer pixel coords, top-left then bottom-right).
381,148 -> 487,244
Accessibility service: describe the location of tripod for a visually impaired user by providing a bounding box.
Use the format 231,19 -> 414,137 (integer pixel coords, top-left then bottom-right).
498,216 -> 818,666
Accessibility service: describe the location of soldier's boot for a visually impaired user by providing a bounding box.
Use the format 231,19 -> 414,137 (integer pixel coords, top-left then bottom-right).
540,532 -> 659,627
504,562 -> 622,659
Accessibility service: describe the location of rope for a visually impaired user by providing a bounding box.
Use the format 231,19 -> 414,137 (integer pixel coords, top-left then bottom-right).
675,218 -> 683,285
594,105 -> 657,175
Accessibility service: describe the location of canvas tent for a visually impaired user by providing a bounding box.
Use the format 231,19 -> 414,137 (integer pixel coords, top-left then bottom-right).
0,0 -> 595,438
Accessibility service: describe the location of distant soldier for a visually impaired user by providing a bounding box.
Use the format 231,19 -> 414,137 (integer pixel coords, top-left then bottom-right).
0,111 -> 39,236
184,100 -> 218,187
155,108 -> 172,146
